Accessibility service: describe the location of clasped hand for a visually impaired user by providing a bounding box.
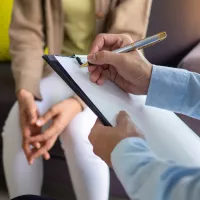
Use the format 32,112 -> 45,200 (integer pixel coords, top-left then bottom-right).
18,89 -> 82,165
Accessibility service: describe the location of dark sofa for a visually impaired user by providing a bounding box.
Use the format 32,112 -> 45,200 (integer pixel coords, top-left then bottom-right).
1,0 -> 200,199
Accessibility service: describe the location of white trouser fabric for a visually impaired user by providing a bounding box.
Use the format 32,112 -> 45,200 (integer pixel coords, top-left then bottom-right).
2,72 -> 109,200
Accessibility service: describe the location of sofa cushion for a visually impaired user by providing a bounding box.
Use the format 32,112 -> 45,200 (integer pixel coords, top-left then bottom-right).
145,0 -> 200,67
0,1 -> 13,61
178,42 -> 200,73
0,62 -> 16,131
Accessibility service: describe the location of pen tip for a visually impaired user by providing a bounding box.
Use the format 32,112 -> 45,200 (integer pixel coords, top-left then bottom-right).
158,32 -> 167,40
80,62 -> 89,68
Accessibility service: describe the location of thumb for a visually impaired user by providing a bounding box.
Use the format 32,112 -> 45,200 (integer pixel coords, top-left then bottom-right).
88,50 -> 122,67
94,118 -> 103,126
91,118 -> 103,131
89,118 -> 102,144
116,111 -> 132,127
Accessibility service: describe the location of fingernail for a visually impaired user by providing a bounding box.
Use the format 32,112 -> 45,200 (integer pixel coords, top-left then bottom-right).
36,120 -> 42,126
120,110 -> 127,115
88,54 -> 96,62
87,54 -> 93,62
35,142 -> 41,149
46,155 -> 50,160
29,160 -> 33,165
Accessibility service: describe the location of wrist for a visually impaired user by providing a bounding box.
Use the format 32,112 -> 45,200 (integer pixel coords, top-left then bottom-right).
72,95 -> 86,111
142,63 -> 153,95
17,89 -> 25,98
68,98 -> 83,113
17,89 -> 33,102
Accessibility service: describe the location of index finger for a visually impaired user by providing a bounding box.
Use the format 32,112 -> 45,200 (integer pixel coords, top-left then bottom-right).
23,140 -> 31,161
116,111 -> 136,127
29,135 -> 57,164
89,34 -> 131,54
36,107 -> 57,127
22,124 -> 31,140
30,120 -> 60,143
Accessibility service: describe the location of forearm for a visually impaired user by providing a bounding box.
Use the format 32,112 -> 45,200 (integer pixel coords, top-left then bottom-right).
111,137 -> 200,200
146,65 -> 200,119
10,0 -> 45,100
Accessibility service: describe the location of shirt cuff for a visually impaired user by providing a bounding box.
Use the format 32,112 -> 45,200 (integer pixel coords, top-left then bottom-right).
146,65 -> 190,113
111,137 -> 148,168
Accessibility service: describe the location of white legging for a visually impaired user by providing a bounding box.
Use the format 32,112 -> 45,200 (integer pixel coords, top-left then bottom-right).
2,72 -> 109,200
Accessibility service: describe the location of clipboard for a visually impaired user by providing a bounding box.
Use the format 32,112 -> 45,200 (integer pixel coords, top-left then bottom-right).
42,55 -> 200,165
43,55 -> 111,126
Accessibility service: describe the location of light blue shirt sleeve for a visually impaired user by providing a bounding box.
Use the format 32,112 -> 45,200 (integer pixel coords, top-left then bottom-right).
111,66 -> 200,200
146,65 -> 200,119
111,138 -> 200,200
